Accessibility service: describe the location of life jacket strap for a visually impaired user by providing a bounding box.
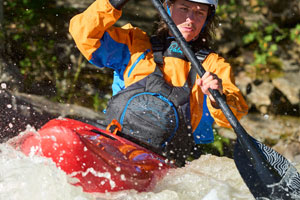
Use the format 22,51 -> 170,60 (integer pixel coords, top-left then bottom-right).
150,36 -> 164,67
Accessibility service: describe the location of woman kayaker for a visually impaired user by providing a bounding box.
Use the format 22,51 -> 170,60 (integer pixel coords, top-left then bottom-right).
69,0 -> 248,166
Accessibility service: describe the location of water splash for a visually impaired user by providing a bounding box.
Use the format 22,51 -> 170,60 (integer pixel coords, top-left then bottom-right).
0,143 -> 92,200
1,129 -> 299,200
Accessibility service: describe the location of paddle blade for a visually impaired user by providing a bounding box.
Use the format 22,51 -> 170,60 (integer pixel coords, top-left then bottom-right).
234,136 -> 300,199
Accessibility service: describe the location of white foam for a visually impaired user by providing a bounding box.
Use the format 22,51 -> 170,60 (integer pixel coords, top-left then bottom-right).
0,143 -> 92,200
2,131 -> 300,200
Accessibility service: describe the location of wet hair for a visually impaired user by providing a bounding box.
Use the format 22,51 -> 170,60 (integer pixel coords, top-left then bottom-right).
155,0 -> 218,50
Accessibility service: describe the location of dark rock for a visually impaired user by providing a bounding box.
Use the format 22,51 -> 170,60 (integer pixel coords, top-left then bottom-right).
0,61 -> 24,92
0,89 -> 55,142
0,89 -> 105,143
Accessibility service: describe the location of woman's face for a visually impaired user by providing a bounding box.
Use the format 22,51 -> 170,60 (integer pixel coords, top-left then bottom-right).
170,0 -> 209,42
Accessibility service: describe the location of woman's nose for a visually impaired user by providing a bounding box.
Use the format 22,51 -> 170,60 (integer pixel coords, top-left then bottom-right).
186,12 -> 195,22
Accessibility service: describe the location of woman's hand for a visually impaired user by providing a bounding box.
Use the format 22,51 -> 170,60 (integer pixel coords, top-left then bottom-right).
196,72 -> 223,107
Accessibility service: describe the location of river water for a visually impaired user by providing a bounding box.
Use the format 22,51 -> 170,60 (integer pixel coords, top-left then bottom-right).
0,127 -> 298,200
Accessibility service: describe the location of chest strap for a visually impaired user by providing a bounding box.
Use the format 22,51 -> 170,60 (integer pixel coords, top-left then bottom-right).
150,36 -> 165,67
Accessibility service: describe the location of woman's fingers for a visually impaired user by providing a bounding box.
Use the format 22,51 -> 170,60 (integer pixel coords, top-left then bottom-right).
197,72 -> 223,103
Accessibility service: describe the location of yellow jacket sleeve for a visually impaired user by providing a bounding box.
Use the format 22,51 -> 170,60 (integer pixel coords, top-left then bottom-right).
204,53 -> 248,128
69,0 -> 125,60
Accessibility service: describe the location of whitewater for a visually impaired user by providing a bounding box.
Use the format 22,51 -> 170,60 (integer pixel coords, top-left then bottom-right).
0,126 -> 298,200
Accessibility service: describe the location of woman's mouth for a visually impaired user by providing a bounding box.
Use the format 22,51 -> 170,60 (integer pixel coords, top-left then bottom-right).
181,26 -> 194,32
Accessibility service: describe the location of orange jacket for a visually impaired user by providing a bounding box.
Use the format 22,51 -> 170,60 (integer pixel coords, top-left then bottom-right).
69,0 -> 248,143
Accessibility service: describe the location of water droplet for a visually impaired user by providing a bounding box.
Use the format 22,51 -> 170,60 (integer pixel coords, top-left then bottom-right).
1,83 -> 7,89
263,114 -> 269,119
116,167 -> 121,172
120,174 -> 126,181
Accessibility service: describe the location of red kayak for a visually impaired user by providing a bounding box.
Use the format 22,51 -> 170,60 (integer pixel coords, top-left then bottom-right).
17,118 -> 173,193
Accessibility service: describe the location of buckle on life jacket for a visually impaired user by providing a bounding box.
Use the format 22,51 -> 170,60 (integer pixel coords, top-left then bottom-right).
106,119 -> 122,135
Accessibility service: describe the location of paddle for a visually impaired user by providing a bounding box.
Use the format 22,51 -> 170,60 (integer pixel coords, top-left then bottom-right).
150,0 -> 300,199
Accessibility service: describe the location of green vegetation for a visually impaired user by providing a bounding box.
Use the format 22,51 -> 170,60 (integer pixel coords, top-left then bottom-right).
3,0 -> 76,98
1,0 -> 113,111
186,129 -> 233,162
290,24 -> 300,45
217,0 -> 299,79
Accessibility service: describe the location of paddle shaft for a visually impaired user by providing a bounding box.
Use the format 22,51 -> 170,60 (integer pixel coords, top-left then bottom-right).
150,0 -> 282,185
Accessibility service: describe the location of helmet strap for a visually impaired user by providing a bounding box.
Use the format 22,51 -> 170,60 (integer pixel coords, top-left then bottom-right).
201,20 -> 208,32
166,0 -> 171,16
201,7 -> 215,32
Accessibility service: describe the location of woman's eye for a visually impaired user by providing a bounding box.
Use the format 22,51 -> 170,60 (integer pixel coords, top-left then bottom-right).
196,11 -> 204,16
180,7 -> 188,12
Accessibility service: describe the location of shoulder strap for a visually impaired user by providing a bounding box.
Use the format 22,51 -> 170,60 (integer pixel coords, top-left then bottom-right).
186,49 -> 211,88
150,35 -> 164,67
195,49 -> 212,62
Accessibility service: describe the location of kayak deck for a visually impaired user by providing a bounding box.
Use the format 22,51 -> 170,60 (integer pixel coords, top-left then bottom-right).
18,118 -> 173,193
